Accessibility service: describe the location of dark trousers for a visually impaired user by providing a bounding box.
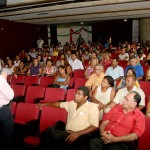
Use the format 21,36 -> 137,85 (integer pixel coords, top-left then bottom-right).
0,104 -> 14,148
88,138 -> 129,150
37,121 -> 94,150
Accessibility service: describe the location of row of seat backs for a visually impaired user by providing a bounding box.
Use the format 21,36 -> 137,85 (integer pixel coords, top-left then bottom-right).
8,75 -> 55,87
11,85 -> 66,103
7,70 -> 86,86
11,80 -> 150,105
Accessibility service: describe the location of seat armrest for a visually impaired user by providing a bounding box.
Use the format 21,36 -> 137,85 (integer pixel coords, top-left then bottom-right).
34,98 -> 44,103
13,96 -> 25,102
31,84 -> 39,86
16,83 -> 24,85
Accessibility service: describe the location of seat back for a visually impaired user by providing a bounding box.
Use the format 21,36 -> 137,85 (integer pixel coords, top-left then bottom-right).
139,81 -> 150,105
68,78 -> 74,88
138,117 -> 150,150
118,60 -> 128,65
40,106 -> 67,132
24,76 -> 39,86
10,75 -> 25,85
39,76 -> 55,87
73,69 -> 85,78
66,89 -> 76,101
42,88 -> 65,103
11,101 -> 17,117
14,103 -> 40,125
74,78 -> 87,89
7,75 -> 12,83
11,84 -> 26,97
25,86 -> 45,103
104,64 -> 111,72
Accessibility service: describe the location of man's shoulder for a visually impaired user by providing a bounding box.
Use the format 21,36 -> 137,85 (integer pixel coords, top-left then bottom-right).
117,65 -> 124,70
87,102 -> 99,109
134,86 -> 145,94
75,59 -> 82,63
106,66 -> 113,71
134,108 -> 145,118
117,87 -> 127,93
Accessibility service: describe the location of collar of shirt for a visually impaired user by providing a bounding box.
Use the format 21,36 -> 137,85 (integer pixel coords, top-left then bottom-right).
118,104 -> 137,115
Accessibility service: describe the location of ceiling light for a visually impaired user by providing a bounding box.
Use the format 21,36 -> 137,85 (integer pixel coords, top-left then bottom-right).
124,19 -> 127,22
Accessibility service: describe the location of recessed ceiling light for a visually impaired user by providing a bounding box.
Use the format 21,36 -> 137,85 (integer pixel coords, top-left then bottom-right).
124,19 -> 127,22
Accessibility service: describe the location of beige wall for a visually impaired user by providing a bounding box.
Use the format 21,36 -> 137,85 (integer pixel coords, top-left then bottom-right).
57,25 -> 92,45
140,18 -> 150,43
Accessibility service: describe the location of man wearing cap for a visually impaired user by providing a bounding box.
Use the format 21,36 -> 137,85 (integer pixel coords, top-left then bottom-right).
0,69 -> 14,147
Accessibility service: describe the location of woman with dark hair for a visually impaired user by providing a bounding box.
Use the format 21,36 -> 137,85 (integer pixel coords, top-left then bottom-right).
14,61 -> 27,75
60,58 -> 72,76
36,54 -> 44,68
117,67 -> 140,89
53,65 -> 70,89
42,59 -> 56,76
24,54 -> 32,70
91,75 -> 116,120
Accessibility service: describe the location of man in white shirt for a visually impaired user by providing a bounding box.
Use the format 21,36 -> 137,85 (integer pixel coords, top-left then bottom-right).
37,36 -> 44,50
119,48 -> 129,60
106,75 -> 145,111
0,69 -> 14,148
68,51 -> 84,71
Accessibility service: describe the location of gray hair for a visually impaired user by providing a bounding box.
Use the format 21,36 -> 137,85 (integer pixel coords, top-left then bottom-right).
95,64 -> 104,70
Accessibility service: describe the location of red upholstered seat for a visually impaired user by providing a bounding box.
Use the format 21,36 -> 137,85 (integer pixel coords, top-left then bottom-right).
73,69 -> 85,78
25,86 -> 45,103
39,76 -> 55,87
39,88 -> 65,103
138,117 -> 150,150
74,78 -> 87,89
10,75 -> 25,85
24,76 -> 39,86
66,88 -> 76,101
24,106 -> 67,146
14,103 -> 40,125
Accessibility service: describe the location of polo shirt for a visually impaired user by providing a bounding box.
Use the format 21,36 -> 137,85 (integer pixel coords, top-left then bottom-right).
105,65 -> 124,80
60,101 -> 99,132
103,104 -> 145,137
113,86 -> 145,106
125,65 -> 144,78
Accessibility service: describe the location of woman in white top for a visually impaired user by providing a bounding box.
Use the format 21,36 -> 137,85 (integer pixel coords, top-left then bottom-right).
4,58 -> 16,75
91,75 -> 116,120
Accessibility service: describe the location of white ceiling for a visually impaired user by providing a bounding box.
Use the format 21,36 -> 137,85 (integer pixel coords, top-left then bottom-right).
1,0 -> 150,25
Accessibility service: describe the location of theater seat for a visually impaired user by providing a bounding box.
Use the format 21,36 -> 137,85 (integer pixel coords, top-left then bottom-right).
14,103 -> 40,125
74,78 -> 87,89
138,117 -> 150,150
66,88 -> 76,101
39,88 -> 65,103
24,106 -> 67,146
25,86 -> 45,103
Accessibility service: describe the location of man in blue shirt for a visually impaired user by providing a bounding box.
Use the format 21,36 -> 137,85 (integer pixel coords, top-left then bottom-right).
125,56 -> 144,81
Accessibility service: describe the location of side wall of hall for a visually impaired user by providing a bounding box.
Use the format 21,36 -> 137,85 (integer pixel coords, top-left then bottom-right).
0,19 -> 48,60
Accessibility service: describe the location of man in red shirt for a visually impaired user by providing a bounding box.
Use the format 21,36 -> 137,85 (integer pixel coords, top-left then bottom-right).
88,91 -> 145,150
